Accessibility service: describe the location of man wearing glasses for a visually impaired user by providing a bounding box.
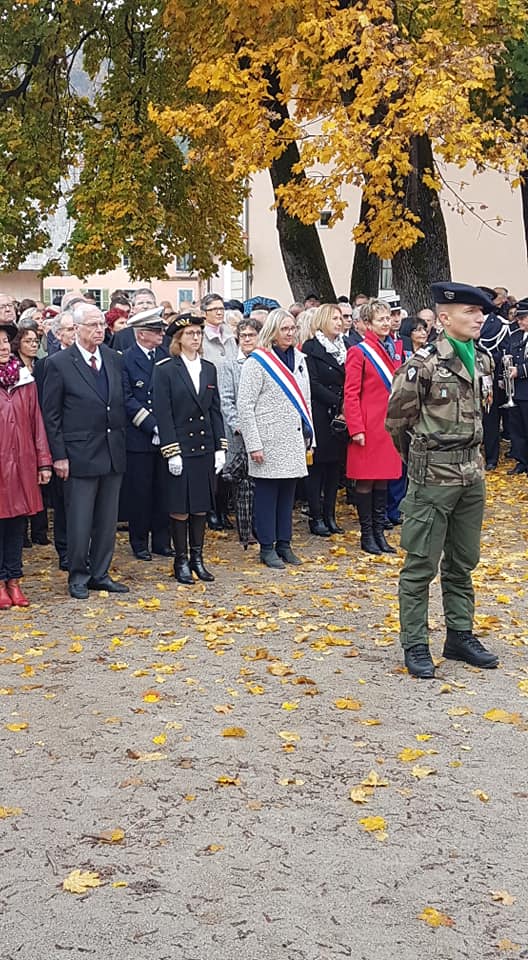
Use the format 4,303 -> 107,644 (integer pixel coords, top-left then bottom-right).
42,302 -> 129,599
0,294 -> 17,324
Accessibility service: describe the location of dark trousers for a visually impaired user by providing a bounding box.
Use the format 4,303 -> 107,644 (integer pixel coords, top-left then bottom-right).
387,465 -> 407,521
123,452 -> 170,553
49,475 -> 67,562
0,516 -> 25,581
508,401 -> 528,466
253,477 -> 297,547
482,395 -> 502,466
64,473 -> 123,586
306,461 -> 340,519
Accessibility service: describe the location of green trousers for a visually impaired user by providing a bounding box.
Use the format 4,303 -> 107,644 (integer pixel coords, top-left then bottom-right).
398,479 -> 484,649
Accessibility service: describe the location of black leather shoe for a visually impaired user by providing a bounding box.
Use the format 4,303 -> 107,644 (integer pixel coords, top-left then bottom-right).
485,462 -> 497,472
404,644 -> 435,679
152,546 -> 175,557
69,583 -> 89,600
309,518 -> 331,537
220,514 -> 234,531
88,577 -> 129,593
260,548 -> 285,569
443,630 -> 499,668
207,511 -> 223,530
276,542 -> 302,565
507,463 -> 527,475
134,550 -> 152,561
383,519 -> 394,530
324,516 -> 345,534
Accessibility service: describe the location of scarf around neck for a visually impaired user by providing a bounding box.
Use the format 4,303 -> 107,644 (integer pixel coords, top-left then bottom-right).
315,330 -> 347,365
0,354 -> 20,389
446,336 -> 475,377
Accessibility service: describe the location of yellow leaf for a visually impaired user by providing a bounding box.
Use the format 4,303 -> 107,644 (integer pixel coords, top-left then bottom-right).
69,641 -> 83,653
142,690 -> 161,703
281,701 -> 299,711
267,663 -> 293,677
154,637 -> 189,653
416,733 -> 433,741
334,698 -> 362,711
361,718 -> 381,726
472,789 -> 490,802
137,597 -> 161,610
411,765 -> 436,779
246,684 -> 265,695
496,594 -> 511,604
491,890 -> 516,906
205,844 -> 224,853
439,684 -> 452,694
398,747 -> 425,762
109,662 -> 128,671
183,794 -> 196,802
221,727 -> 246,738
447,706 -> 472,717
112,881 -> 128,888
349,786 -> 373,804
483,709 -> 522,725
418,907 -> 454,927
361,771 -> 389,787
278,777 -> 305,786
0,688 -> 14,695
152,733 -> 167,745
5,722 -> 28,732
518,679 -> 528,695
497,938 -> 520,951
216,775 -> 241,786
99,828 -> 125,844
278,731 -> 300,742
358,816 -> 387,838
62,870 -> 101,894
213,704 -> 233,714
0,806 -> 22,819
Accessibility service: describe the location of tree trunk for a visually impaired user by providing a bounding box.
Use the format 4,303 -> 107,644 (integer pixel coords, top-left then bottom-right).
350,197 -> 380,299
520,169 -> 528,260
269,151 -> 336,303
391,134 -> 451,315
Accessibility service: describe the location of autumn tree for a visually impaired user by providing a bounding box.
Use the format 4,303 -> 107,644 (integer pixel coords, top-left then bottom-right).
155,0 -> 528,311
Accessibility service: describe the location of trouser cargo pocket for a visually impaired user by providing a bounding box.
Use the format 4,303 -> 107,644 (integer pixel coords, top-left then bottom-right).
399,494 -> 436,558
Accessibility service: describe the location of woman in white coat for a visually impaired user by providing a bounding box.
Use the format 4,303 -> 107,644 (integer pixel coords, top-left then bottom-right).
237,308 -> 313,569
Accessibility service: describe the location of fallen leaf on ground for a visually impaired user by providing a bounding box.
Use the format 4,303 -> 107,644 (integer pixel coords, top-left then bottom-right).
63,870 -> 101,894
416,734 -> 433,741
447,706 -> 472,717
281,701 -> 299,711
361,771 -> 389,787
4,722 -> 28,732
98,828 -> 125,844
418,906 -> 454,927
112,881 -> 128,888
411,765 -> 436,780
350,786 -> 373,804
142,690 -> 161,703
126,750 -> 167,762
213,704 -> 233,714
334,698 -> 362,711
358,816 -> 387,840
268,663 -> 293,677
216,775 -> 241,786
0,806 -> 22,819
497,938 -> 520,951
221,727 -> 246,738
278,777 -> 305,786
152,733 -> 167,745
398,748 -> 425,762
472,789 -> 490,802
278,731 -> 300,742
491,890 -> 516,906
68,641 -> 83,653
483,709 -> 522,725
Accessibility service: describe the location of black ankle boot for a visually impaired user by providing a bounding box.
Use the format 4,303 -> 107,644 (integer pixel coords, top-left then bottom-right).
309,517 -> 331,537
372,489 -> 396,553
355,492 -> 382,554
170,518 -> 193,584
443,629 -> 499,668
323,512 -> 344,534
189,515 -> 215,582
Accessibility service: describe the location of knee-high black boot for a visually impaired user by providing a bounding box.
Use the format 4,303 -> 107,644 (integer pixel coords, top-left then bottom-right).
189,514 -> 215,582
372,488 -> 396,554
355,491 -> 382,555
171,518 -> 193,584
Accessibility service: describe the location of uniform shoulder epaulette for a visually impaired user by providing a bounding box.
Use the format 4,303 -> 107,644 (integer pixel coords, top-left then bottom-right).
414,344 -> 437,360
156,356 -> 171,366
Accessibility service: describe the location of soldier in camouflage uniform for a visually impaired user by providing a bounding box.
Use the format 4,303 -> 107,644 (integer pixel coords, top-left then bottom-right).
385,282 -> 499,678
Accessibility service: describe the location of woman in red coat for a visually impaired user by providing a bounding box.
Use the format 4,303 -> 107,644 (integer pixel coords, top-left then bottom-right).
0,321 -> 52,608
344,299 -> 402,554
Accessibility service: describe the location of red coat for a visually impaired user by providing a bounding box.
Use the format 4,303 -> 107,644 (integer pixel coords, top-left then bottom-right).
0,368 -> 52,519
344,331 -> 402,480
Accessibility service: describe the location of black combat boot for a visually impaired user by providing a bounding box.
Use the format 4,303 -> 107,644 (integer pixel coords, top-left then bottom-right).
189,514 -> 215,582
355,492 -> 382,554
404,644 -> 435,679
443,630 -> 499,668
372,488 -> 396,553
171,518 -> 194,584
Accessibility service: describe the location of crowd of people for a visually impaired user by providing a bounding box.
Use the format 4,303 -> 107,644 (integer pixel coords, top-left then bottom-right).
0,281 -> 523,641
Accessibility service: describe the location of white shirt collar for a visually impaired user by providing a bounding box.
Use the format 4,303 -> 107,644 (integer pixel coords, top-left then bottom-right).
136,342 -> 155,360
76,340 -> 102,366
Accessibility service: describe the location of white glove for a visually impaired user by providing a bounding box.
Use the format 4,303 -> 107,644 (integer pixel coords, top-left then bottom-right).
151,427 -> 160,446
215,450 -> 226,475
168,455 -> 183,476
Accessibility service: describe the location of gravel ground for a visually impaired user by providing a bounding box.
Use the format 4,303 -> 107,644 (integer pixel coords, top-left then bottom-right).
1,469 -> 527,960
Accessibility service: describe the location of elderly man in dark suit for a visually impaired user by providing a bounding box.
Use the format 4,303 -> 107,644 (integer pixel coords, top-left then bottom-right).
42,302 -> 129,599
121,307 -> 173,560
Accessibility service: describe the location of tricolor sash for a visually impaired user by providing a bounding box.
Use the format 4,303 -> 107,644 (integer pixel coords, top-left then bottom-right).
251,348 -> 314,437
357,341 -> 393,391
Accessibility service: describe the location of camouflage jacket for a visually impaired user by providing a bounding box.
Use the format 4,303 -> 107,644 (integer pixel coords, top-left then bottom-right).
385,333 -> 494,486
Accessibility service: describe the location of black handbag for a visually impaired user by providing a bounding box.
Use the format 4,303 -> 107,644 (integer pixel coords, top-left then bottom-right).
330,417 -> 349,436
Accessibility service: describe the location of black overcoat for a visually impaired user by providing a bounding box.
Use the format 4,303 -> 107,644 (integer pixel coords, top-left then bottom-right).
302,337 -> 346,463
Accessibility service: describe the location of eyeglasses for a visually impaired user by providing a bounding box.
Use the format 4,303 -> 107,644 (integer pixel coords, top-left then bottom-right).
239,332 -> 258,339
182,330 -> 203,337
23,338 -> 39,345
279,326 -> 297,334
205,307 -> 224,314
0,303 -> 15,311
80,321 -> 105,329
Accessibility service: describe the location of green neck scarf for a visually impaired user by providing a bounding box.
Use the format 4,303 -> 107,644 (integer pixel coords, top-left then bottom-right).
446,336 -> 475,378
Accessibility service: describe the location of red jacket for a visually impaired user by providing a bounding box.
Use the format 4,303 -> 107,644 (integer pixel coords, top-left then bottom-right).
344,331 -> 401,480
0,367 -> 52,519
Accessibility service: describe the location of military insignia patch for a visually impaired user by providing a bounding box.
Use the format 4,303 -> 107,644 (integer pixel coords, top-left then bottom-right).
407,367 -> 417,381
445,290 -> 455,300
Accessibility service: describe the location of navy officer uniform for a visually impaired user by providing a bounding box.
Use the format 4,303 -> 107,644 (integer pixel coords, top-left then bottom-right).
478,285 -> 510,470
506,297 -> 528,474
121,307 -> 174,560
153,313 -> 227,584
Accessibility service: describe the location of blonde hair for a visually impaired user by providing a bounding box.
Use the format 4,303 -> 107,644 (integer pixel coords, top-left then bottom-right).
312,303 -> 342,338
296,307 -> 318,345
359,298 -> 391,326
258,308 -> 296,349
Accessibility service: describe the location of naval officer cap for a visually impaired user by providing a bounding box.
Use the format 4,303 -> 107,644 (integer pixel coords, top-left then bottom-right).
431,281 -> 495,314
165,312 -> 205,338
515,297 -> 528,315
127,305 -> 165,330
